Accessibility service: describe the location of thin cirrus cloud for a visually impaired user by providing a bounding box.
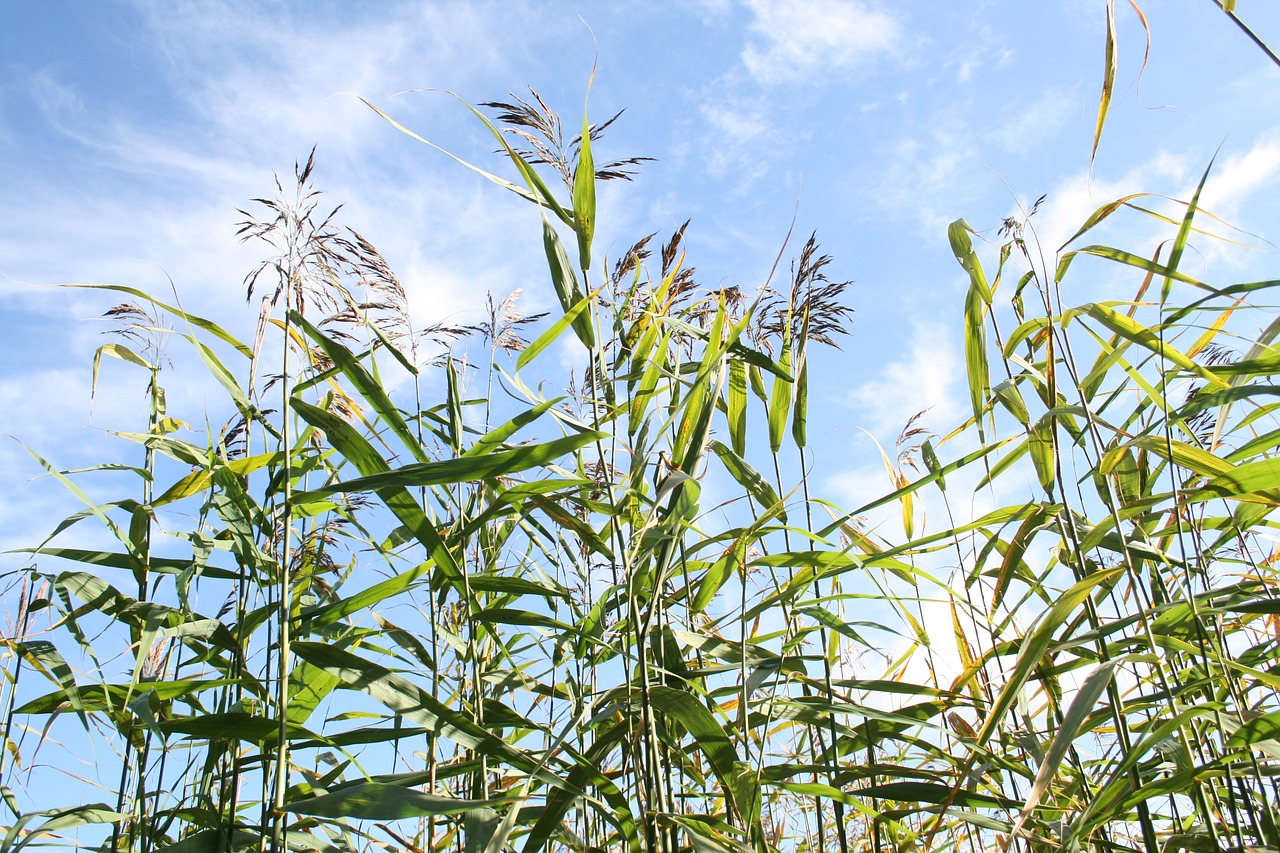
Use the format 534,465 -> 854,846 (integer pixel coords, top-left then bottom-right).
0,1 -> 564,561
740,0 -> 900,85
871,125 -> 985,237
688,0 -> 901,182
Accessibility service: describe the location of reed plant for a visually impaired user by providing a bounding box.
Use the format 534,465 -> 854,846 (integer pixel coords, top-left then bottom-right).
3,8 -> 1280,853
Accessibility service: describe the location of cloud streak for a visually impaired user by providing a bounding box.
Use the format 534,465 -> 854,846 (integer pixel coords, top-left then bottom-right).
741,0 -> 900,85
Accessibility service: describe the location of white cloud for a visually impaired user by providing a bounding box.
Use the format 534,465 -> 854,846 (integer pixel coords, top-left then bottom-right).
699,96 -> 774,180
996,87 -> 1078,154
0,0 -> 573,561
1202,133 -> 1280,218
28,70 -> 87,130
741,0 -> 901,85
846,321 -> 960,437
1025,131 -> 1280,274
872,125 -> 984,237
1029,151 -> 1189,262
702,99 -> 770,145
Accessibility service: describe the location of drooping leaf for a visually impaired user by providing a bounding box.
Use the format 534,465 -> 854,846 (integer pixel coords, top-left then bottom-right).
709,440 -> 784,520
1093,0 -> 1118,164
648,685 -> 755,823
286,783 -> 505,820
294,429 -> 606,501
950,220 -> 991,437
543,217 -> 595,351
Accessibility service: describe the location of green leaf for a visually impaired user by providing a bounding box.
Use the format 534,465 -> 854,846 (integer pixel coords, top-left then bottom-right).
474,607 -> 573,633
1228,710 -> 1280,749
519,721 -> 640,853
1007,657 -> 1132,839
446,356 -> 464,454
16,641 -> 87,728
153,450 -> 282,507
648,685 -> 755,823
465,399 -> 560,457
467,806 -> 500,853
1162,156 -> 1213,303
464,573 -> 570,600
820,438 -> 1014,532
768,346 -> 792,453
858,781 -> 1015,809
792,347 -> 809,448
305,562 -> 432,629
91,343 -> 153,403
693,501 -> 786,614
292,311 -> 429,463
948,219 -> 991,304
288,660 -> 342,726
188,334 -> 255,417
921,439 -> 945,492
1060,246 -> 1204,290
674,337 -> 723,475
291,642 -> 537,773
572,103 -> 595,271
1059,193 -> 1150,250
59,283 -> 253,358
1093,0 -> 1117,164
17,679 -> 240,715
671,816 -> 751,853
359,95 -> 574,227
156,712 -> 320,744
295,430 -> 605,501
709,440 -> 784,520
796,607 -> 896,647
4,804 -> 125,853
543,217 -> 595,351
951,220 -> 991,436
287,783 -> 503,820
1194,457 -> 1280,504
658,315 -> 792,381
1028,415 -> 1056,496
290,399 -> 465,592
1069,302 -> 1228,388
516,288 -> 600,373
727,358 -> 747,457
992,379 -> 1031,425
19,443 -> 142,568
5,547 -> 238,580
1126,434 -> 1233,479
975,565 -> 1125,748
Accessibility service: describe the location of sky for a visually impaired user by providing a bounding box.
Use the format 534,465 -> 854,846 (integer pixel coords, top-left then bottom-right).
3,0 -> 1280,631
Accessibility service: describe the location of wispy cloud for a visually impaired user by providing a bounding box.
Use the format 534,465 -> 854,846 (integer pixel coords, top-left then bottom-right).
699,95 -> 774,180
740,0 -> 900,85
996,87 -> 1078,155
845,320 -> 960,438
944,22 -> 1015,86
685,0 -> 902,185
1024,130 -> 1280,272
1028,152 -> 1189,262
871,122 -> 985,236
0,0 -> 565,555
1202,132 -> 1280,219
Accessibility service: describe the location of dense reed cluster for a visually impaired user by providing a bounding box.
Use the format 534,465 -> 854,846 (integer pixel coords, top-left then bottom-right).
4,5 -> 1280,852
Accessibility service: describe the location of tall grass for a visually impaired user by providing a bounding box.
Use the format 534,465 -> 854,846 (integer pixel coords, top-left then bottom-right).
4,15 -> 1280,853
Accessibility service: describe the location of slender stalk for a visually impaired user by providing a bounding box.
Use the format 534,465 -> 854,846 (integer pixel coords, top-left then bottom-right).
271,302 -> 295,853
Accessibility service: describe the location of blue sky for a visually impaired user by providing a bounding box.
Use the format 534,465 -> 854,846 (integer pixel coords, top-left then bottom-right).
3,0 -> 1280,613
